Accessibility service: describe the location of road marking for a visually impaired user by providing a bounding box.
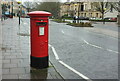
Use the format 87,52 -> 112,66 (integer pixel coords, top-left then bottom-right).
51,46 -> 60,60
83,40 -> 89,44
49,44 -> 52,47
24,23 -> 27,24
89,44 -> 102,49
49,44 -> 92,81
106,49 -> 119,54
49,44 -> 59,60
59,61 -> 92,81
61,30 -> 65,34
83,39 -> 102,49
83,39 -> 118,54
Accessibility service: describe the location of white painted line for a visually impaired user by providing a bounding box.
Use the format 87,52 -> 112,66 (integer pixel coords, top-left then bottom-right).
24,23 -> 27,24
62,30 -> 65,34
89,44 -> 102,49
51,46 -> 60,60
83,39 -> 119,54
107,49 -> 118,54
49,44 -> 58,59
49,44 -> 59,60
83,39 -> 102,49
59,61 -> 92,81
49,44 -> 52,47
83,40 -> 89,44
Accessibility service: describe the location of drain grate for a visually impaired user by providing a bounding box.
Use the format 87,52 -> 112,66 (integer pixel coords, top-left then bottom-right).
17,33 -> 30,36
1,47 -> 11,51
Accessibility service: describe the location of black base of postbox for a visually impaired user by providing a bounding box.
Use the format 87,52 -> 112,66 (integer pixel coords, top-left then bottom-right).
31,56 -> 48,69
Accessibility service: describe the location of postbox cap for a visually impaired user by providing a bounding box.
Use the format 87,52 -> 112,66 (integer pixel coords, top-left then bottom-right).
27,11 -> 51,17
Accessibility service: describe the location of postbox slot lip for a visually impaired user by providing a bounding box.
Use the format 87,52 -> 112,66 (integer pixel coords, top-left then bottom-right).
36,21 -> 47,22
36,22 -> 47,26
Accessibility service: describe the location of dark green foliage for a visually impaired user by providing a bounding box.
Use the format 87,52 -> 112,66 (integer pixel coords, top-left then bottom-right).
89,19 -> 117,22
67,22 -> 93,27
52,19 -> 70,23
35,2 -> 61,18
1,4 -> 7,14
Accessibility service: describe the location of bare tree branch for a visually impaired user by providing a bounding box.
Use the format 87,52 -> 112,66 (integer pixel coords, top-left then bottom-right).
23,1 -> 36,12
34,2 -> 61,18
111,1 -> 120,12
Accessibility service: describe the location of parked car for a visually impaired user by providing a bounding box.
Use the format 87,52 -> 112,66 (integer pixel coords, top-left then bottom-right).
84,17 -> 89,20
90,17 -> 96,20
104,17 -> 117,21
25,15 -> 30,18
95,18 -> 102,20
76,16 -> 89,20
90,17 -> 102,20
73,16 -> 78,20
110,17 -> 117,21
104,17 -> 111,20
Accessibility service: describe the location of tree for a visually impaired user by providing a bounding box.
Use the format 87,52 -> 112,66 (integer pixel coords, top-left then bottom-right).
92,2 -> 111,24
23,1 -> 35,12
35,2 -> 61,18
1,4 -> 7,14
110,1 -> 120,26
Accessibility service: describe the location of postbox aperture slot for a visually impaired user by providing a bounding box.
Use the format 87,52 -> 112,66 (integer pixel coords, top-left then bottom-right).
39,27 -> 45,36
36,22 -> 47,26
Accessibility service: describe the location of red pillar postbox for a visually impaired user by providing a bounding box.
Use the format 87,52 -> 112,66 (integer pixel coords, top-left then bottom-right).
28,11 -> 51,69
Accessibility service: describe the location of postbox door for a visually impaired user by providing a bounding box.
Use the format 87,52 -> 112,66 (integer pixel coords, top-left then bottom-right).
31,20 -> 48,58
38,25 -> 48,57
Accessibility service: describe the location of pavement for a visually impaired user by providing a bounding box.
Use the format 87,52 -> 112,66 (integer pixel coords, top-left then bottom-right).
0,20 -> 2,81
1,18 -> 64,80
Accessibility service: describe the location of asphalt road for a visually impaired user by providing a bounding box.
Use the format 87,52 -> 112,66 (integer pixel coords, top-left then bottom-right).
49,20 -> 118,80
21,18 -> 118,80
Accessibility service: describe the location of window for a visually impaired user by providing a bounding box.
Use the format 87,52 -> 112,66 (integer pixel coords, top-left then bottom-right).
81,5 -> 84,11
110,5 -> 113,12
84,13 -> 86,17
91,13 -> 92,17
96,13 -> 98,17
81,13 -> 83,16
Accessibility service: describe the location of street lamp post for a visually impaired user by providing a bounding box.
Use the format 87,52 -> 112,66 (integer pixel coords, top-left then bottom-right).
19,6 -> 20,25
11,1 -> 13,18
17,1 -> 21,25
103,8 -> 106,24
8,4 -> 11,17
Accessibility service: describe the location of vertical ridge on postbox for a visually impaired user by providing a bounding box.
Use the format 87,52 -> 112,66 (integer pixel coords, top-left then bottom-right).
28,11 -> 51,69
